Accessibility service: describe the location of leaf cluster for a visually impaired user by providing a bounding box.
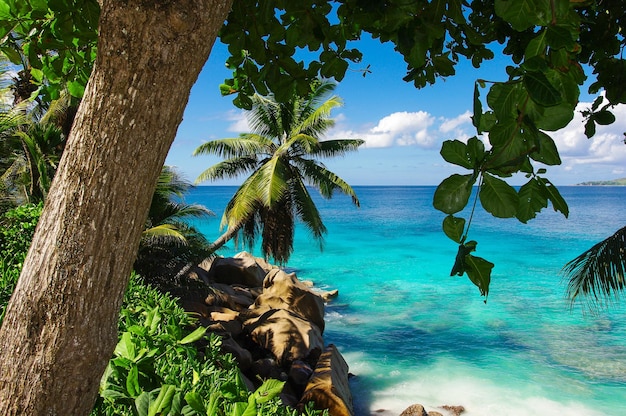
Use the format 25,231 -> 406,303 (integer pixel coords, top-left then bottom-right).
0,0 -> 99,100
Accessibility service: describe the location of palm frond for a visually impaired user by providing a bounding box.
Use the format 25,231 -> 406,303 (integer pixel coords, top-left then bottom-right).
295,95 -> 342,138
563,225 -> 626,310
290,175 -> 326,246
312,138 -> 365,158
260,196 -> 294,265
223,174 -> 263,228
255,156 -> 291,208
195,156 -> 259,184
142,224 -> 188,246
248,95 -> 282,138
193,135 -> 273,159
294,157 -> 360,206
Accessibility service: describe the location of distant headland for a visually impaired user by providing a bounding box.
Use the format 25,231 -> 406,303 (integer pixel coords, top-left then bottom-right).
577,177 -> 626,186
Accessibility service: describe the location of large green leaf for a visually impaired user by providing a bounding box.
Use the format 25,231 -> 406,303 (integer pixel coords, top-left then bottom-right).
479,173 -> 519,218
495,0 -> 550,31
464,254 -> 494,300
524,71 -> 562,106
114,332 -> 136,361
537,177 -> 569,217
178,326 -> 206,345
433,174 -> 475,214
530,132 -> 561,166
440,139 -> 473,169
252,379 -> 285,404
443,215 -> 466,243
516,178 -> 548,223
487,82 -> 522,119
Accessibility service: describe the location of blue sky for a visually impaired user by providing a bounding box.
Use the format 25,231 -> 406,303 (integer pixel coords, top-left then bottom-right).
166,36 -> 626,186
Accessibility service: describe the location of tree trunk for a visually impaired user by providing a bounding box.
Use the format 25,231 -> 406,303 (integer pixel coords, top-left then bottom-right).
0,0 -> 233,414
208,220 -> 245,253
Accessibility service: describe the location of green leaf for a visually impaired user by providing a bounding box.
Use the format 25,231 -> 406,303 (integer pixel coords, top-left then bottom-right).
472,85 -> 483,131
184,391 -> 205,413
487,82 -> 522,119
114,332 -> 136,361
433,174 -> 475,214
464,254 -> 494,301
593,110 -> 616,125
479,173 -> 519,218
67,80 -> 85,97
443,215 -> 466,243
126,364 -> 141,398
525,30 -> 547,59
136,392 -> 150,416
495,0 -> 550,31
530,132 -> 561,166
178,326 -> 206,345
253,379 -> 285,404
516,178 -> 548,223
537,177 -> 569,217
584,119 -> 596,138
440,140 -> 473,169
546,25 -> 575,50
149,385 -> 177,416
524,71 -> 562,106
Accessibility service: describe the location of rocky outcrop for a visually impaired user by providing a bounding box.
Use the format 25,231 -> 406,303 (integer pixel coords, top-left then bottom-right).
399,404 -> 465,416
178,252 -> 351,415
299,344 -> 353,416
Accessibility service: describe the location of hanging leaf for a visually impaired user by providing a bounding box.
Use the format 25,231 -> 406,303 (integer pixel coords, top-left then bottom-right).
443,215 -> 466,243
472,82 -> 483,131
530,132 -> 561,165
537,177 -> 569,217
516,178 -> 548,223
593,110 -> 615,125
433,174 -> 475,214
464,254 -> 494,301
479,173 -> 519,218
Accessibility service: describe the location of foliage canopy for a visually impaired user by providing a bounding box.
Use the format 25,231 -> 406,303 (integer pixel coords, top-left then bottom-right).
2,0 -> 625,299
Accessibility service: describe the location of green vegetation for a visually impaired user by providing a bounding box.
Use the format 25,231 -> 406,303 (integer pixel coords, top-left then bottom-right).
577,178 -> 626,186
194,80 -> 363,264
0,202 -> 41,322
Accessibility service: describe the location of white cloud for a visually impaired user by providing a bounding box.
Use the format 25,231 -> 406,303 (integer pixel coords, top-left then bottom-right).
226,110 -> 249,133
551,97 -> 626,172
329,110 -> 474,149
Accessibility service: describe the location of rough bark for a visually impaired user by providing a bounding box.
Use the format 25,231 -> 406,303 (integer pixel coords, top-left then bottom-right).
0,0 -> 233,414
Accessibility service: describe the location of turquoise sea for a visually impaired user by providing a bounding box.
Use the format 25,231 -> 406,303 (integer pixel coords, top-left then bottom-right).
187,185 -> 626,416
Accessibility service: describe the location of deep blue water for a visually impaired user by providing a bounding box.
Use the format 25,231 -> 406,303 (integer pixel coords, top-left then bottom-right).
186,186 -> 626,416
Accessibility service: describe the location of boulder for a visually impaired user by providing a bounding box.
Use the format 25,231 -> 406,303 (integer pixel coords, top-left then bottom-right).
207,252 -> 268,287
205,283 -> 255,310
428,412 -> 443,416
299,344 -> 353,416
250,358 -> 285,380
439,406 -> 465,416
244,308 -> 324,365
254,269 -> 326,332
399,404 -> 427,416
289,359 -> 314,386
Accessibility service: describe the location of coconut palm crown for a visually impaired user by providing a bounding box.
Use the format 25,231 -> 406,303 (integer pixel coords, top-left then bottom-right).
194,80 -> 364,264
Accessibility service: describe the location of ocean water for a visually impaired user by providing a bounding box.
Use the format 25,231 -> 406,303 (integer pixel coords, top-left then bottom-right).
186,186 -> 626,416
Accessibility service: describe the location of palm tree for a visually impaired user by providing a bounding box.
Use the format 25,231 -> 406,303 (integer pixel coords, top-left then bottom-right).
194,80 -> 363,264
563,225 -> 626,310
134,165 -> 214,283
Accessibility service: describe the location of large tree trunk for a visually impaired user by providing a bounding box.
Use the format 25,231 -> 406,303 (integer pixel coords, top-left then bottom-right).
0,0 -> 233,414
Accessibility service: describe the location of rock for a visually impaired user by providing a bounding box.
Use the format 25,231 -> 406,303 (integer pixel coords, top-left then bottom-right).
254,268 -> 326,332
299,344 -> 353,416
251,358 -> 285,380
427,412 -> 443,416
399,404 -> 427,416
318,289 -> 339,302
205,283 -> 254,310
289,360 -> 314,386
207,308 -> 243,336
439,406 -> 465,416
208,252 -> 268,287
220,336 -> 252,371
245,308 -> 324,365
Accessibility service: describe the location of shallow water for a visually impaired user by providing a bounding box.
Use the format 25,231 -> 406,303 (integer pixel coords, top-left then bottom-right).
187,185 -> 626,415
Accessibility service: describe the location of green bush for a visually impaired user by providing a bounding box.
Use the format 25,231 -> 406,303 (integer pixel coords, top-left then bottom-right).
0,203 -> 42,323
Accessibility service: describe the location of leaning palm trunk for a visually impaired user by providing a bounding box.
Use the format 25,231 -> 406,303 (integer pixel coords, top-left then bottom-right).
208,220 -> 246,253
563,225 -> 626,309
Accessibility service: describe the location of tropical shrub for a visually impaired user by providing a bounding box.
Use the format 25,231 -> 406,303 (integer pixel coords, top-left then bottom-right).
0,202 -> 42,322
